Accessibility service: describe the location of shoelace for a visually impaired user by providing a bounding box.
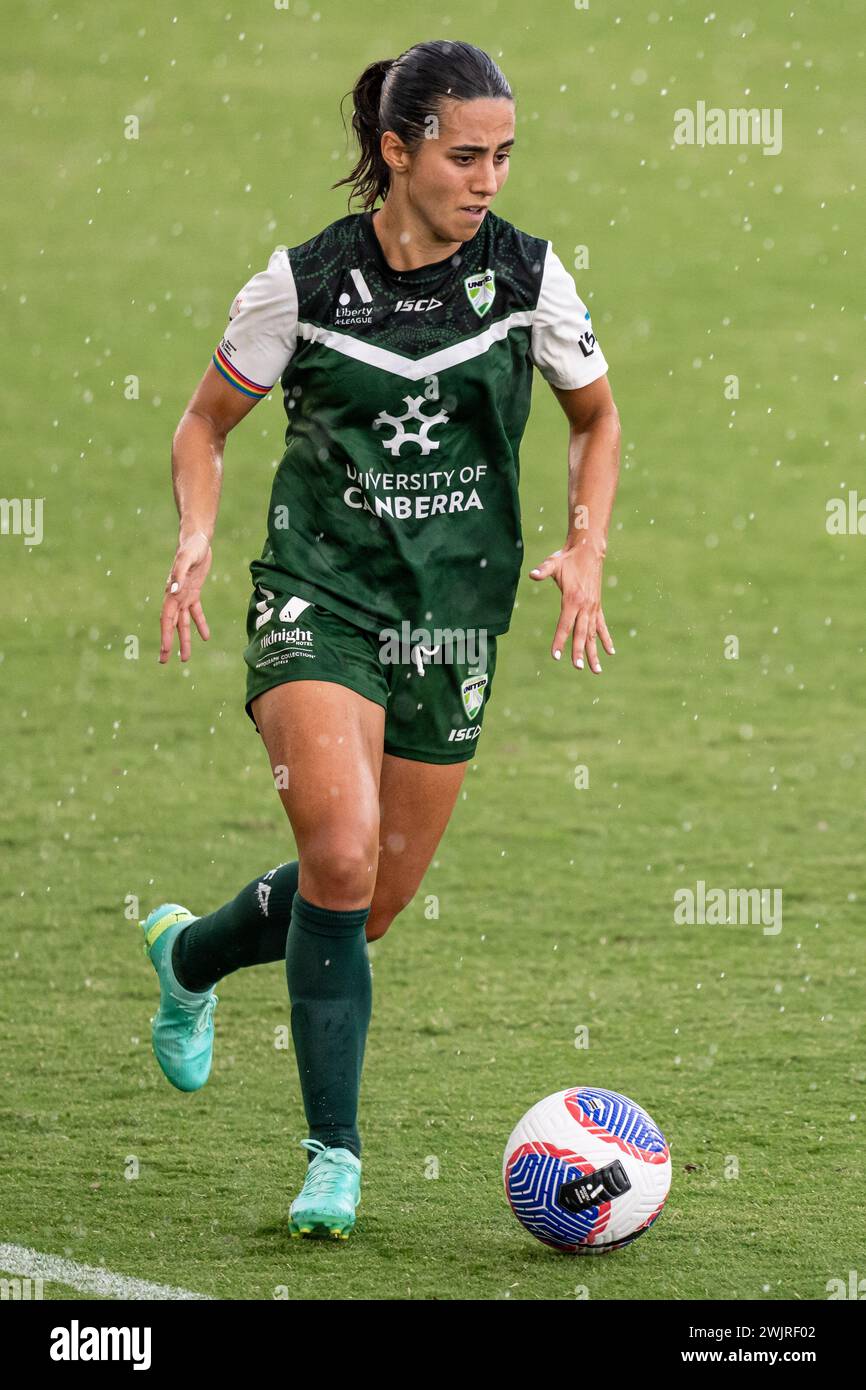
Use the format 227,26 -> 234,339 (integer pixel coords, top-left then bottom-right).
298,1139 -> 355,1195
170,989 -> 217,1036
191,996 -> 216,1036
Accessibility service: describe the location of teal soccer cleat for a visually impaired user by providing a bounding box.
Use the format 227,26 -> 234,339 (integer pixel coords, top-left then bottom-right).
140,903 -> 217,1093
288,1139 -> 362,1240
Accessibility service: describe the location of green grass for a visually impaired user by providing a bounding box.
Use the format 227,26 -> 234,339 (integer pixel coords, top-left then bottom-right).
1,0 -> 863,1299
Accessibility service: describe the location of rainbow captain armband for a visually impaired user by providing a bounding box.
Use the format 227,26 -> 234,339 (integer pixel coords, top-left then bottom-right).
212,341 -> 272,398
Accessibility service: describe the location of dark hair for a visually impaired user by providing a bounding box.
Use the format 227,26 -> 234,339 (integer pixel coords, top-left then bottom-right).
332,40 -> 513,212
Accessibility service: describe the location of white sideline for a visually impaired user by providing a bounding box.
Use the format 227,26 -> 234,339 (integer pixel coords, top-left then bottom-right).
0,1243 -> 214,1301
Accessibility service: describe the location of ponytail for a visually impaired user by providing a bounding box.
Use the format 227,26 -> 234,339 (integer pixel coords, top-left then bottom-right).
332,58 -> 395,213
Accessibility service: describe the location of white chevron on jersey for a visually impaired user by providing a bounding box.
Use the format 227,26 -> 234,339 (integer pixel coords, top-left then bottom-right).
295,308 -> 535,381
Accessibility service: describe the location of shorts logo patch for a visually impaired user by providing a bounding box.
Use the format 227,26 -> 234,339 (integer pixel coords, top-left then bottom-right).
278,595 -> 312,623
461,673 -> 488,720
254,586 -> 276,630
259,626 -> 313,651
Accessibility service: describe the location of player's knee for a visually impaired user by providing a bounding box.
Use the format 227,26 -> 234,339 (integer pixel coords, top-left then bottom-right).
302,834 -> 377,910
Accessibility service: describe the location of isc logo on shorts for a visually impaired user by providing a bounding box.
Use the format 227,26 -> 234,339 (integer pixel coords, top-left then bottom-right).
448,725 -> 482,743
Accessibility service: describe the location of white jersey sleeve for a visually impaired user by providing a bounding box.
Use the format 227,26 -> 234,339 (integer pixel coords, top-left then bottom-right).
212,248 -> 298,399
530,242 -> 609,390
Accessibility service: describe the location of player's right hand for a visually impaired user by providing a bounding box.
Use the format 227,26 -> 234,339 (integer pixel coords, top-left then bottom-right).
159,530 -> 213,663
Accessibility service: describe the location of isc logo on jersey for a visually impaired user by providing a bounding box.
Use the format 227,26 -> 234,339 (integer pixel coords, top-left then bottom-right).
395,297 -> 443,313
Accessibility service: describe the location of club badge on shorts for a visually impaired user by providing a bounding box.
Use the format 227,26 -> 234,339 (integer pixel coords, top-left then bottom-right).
461,672 -> 488,719
464,269 -> 496,318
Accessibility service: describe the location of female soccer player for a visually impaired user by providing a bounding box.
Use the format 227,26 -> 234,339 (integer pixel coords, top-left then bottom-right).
142,39 -> 620,1241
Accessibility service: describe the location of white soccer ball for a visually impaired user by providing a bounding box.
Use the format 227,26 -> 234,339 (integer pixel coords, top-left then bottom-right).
503,1086 -> 671,1253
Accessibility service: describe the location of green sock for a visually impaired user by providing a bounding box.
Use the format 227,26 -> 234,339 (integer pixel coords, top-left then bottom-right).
172,861 -> 300,991
285,892 -> 372,1161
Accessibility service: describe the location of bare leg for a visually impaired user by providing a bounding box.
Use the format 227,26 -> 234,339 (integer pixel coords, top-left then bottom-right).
172,704 -> 470,994
366,753 -> 468,940
250,685 -> 471,1156
251,680 -> 386,909
250,679 -> 385,1158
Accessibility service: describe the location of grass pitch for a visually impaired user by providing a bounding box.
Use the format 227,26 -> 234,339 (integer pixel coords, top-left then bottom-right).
1,0 -> 863,1299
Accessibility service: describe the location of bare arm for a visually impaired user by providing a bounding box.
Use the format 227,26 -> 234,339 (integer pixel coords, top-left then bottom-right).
529,374 -> 621,672
159,363 -> 262,663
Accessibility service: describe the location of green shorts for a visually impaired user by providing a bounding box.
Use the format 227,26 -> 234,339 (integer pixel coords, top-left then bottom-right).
242,580 -> 498,764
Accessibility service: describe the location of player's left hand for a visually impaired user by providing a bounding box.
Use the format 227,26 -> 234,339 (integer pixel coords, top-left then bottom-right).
529,545 -> 615,672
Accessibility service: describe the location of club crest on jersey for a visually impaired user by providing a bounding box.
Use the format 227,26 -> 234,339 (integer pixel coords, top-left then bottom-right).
464,269 -> 496,318
461,672 -> 488,719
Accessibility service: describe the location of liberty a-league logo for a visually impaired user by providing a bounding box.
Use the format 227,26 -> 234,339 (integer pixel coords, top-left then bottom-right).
464,268 -> 496,318
336,267 -> 374,324
461,672 -> 488,719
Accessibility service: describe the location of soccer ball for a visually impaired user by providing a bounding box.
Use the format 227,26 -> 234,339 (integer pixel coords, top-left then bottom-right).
503,1087 -> 671,1254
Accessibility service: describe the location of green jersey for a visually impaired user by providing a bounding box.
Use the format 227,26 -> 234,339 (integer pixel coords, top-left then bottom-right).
213,208 -> 608,637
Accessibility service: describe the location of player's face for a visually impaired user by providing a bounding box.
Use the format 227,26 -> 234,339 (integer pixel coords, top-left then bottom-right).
407,97 -> 515,241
